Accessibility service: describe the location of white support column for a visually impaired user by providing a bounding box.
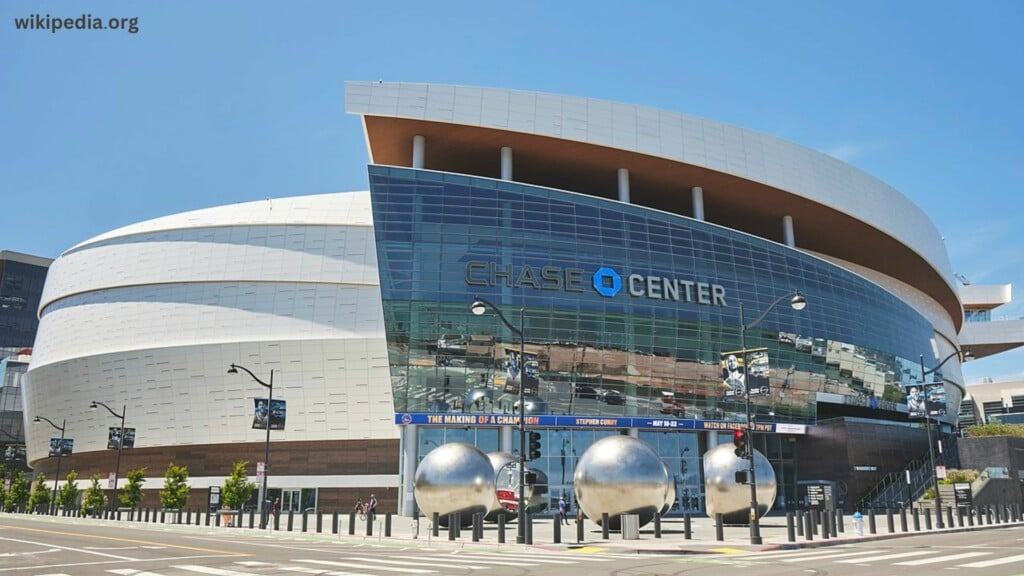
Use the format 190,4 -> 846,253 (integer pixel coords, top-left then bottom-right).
708,430 -> 719,446
401,424 -> 418,516
500,146 -> 513,180
783,215 -> 795,247
618,168 -> 630,203
412,135 -> 426,169
500,425 -> 514,454
692,186 -> 705,221
628,428 -> 640,439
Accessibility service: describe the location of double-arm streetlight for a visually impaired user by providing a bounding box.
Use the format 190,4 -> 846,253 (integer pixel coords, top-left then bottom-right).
739,290 -> 806,545
89,400 -> 126,511
33,415 -> 66,510
228,363 -> 273,528
470,296 -> 527,544
918,348 -> 973,529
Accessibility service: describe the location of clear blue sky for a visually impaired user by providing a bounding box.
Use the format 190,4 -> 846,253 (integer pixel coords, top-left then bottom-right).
3,1 -> 1022,384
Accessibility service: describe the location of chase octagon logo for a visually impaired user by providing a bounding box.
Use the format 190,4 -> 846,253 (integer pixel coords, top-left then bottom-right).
592,267 -> 622,297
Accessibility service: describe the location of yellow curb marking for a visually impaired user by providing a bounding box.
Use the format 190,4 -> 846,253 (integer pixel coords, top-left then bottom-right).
708,547 -> 750,554
569,546 -> 608,553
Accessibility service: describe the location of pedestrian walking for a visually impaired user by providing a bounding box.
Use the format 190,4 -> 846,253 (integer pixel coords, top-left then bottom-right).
558,496 -> 569,525
368,493 -> 378,521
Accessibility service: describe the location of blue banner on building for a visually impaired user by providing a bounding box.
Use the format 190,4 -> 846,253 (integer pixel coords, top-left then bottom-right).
394,412 -> 804,434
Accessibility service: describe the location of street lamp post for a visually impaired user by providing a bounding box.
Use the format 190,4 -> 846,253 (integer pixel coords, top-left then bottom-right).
228,363 -> 274,528
739,291 -> 806,545
918,349 -> 972,529
89,400 -> 126,511
471,296 -> 526,544
33,415 -> 66,512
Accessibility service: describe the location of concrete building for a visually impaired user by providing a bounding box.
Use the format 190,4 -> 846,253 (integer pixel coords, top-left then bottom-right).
23,82 -> 1024,513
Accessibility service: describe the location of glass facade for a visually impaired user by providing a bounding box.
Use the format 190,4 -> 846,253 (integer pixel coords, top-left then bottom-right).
0,258 -> 48,349
370,165 -> 939,513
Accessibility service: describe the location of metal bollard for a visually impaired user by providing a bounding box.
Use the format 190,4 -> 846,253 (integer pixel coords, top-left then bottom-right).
822,513 -> 831,539
432,512 -> 439,537
654,513 -> 661,538
830,508 -> 838,536
366,511 -> 373,536
332,511 -> 338,534
448,514 -> 456,541
786,512 -> 796,542
215,510 -> 221,527
185,508 -> 190,525
473,513 -> 482,542
385,512 -> 392,537
576,511 -> 584,543
498,513 -> 505,543
684,513 -> 691,540
804,511 -> 814,541
287,509 -> 294,532
302,510 -> 308,532
967,507 -> 974,526
145,508 -> 151,522
899,508 -> 908,532
317,511 -> 323,533
552,514 -> 560,544
716,513 -> 724,541
977,505 -> 984,526
957,507 -> 964,527
525,512 -> 533,544
249,508 -> 255,529
886,508 -> 895,533
946,506 -> 954,528
348,512 -> 355,535
869,508 -> 876,534
601,513 -> 609,540
837,509 -> 844,533
913,507 -> 920,531
796,510 -> 804,536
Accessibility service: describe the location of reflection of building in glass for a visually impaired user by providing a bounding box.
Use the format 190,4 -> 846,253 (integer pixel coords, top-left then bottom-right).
21,82 -> 1024,514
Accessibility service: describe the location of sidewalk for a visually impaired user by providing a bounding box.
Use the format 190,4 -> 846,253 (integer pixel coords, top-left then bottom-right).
337,510 -> 1024,554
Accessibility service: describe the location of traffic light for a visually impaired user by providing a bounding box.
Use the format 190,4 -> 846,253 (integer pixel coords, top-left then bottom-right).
733,429 -> 748,458
528,431 -> 542,460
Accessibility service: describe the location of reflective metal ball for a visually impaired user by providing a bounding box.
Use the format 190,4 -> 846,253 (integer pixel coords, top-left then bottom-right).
413,442 -> 494,525
573,436 -> 670,529
484,451 -> 515,521
703,442 -> 776,523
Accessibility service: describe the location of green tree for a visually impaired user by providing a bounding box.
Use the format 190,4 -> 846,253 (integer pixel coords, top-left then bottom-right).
0,463 -> 7,505
56,470 -> 80,509
5,470 -> 31,512
963,423 -> 1024,438
221,461 -> 255,510
159,463 -> 190,509
119,467 -> 146,508
28,475 -> 52,513
81,474 -> 107,516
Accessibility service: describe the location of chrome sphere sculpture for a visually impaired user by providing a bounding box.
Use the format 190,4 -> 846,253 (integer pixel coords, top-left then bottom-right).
573,435 -> 671,530
703,442 -> 776,523
464,388 -> 494,412
494,462 -> 549,514
484,451 -> 515,521
414,442 -> 494,526
661,473 -> 677,515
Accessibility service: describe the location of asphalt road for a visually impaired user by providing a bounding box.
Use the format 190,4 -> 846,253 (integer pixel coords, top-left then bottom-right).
2,514 -> 1023,576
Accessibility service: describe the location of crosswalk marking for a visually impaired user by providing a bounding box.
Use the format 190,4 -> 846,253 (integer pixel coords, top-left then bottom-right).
344,555 -> 491,569
299,559 -> 436,574
172,566 -> 260,576
835,551 -> 936,563
893,552 -> 992,565
445,551 -> 615,562
236,562 -> 362,576
958,552 -> 1024,568
779,550 -> 883,562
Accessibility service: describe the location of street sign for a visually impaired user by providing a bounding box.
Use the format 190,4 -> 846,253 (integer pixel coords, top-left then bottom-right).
256,461 -> 265,478
936,465 -> 947,479
799,483 -> 833,511
107,472 -> 116,489
953,482 -> 973,507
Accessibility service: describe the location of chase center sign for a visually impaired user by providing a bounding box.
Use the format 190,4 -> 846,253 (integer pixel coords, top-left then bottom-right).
465,261 -> 727,306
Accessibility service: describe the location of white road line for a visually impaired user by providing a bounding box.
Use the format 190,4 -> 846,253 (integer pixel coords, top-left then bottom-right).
893,552 -> 991,566
0,536 -> 135,560
958,552 -> 1024,568
107,570 -> 169,576
345,556 -> 498,568
234,562 -> 362,576
779,550 -> 884,562
452,551 -> 614,562
172,566 -> 260,576
421,553 -> 577,565
835,550 -> 936,563
299,559 -> 436,574
385,555 -> 517,567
